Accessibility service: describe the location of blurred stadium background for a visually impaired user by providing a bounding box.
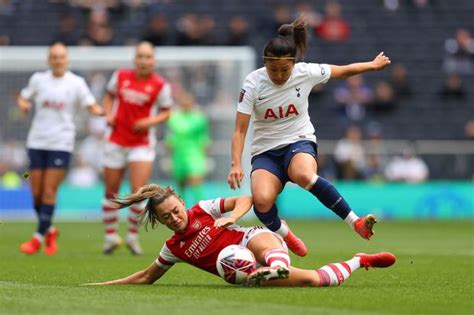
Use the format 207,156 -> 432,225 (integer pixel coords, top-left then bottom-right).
0,0 -> 472,221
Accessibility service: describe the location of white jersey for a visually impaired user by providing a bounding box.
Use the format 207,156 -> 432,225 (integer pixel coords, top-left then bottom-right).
21,70 -> 96,152
237,62 -> 331,156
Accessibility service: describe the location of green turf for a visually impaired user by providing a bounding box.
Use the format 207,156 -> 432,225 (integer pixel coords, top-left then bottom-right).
0,220 -> 473,315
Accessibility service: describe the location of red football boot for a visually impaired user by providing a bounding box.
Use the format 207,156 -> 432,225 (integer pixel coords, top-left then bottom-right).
20,237 -> 41,255
356,252 -> 396,270
354,214 -> 377,240
281,220 -> 308,257
44,227 -> 59,256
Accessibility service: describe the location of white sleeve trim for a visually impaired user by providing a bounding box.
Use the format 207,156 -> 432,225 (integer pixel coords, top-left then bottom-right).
198,198 -> 224,219
155,243 -> 181,269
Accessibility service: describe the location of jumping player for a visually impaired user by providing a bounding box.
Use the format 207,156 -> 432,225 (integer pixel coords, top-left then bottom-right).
18,42 -> 103,256
85,184 -> 396,287
101,41 -> 173,255
227,16 -> 391,257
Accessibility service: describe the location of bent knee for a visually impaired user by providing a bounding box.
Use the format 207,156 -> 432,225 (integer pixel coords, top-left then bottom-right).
253,194 -> 277,212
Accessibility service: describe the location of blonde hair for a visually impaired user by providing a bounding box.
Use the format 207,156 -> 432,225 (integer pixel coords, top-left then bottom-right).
112,184 -> 180,230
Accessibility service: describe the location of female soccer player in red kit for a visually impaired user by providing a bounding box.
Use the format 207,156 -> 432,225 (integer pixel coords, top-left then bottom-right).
228,16 -> 391,256
101,41 -> 173,255
86,184 -> 396,287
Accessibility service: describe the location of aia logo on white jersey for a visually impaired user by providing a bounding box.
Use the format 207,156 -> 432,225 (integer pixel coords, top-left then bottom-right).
123,80 -> 130,87
264,104 -> 299,120
192,220 -> 202,230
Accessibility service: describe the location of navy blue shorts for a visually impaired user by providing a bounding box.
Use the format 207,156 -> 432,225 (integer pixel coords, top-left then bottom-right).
28,149 -> 71,170
251,140 -> 318,185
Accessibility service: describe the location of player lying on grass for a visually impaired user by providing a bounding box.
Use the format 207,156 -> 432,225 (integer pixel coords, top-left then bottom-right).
86,184 -> 396,287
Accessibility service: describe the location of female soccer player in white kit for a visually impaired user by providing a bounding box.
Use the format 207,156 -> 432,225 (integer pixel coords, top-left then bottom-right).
18,42 -> 103,255
101,41 -> 173,255
227,16 -> 391,256
86,184 -> 396,287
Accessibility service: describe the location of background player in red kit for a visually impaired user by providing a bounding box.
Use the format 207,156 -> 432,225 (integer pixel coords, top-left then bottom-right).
101,41 -> 173,255
87,184 -> 396,287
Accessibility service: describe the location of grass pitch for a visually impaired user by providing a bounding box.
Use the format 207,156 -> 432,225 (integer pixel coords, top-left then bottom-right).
0,220 -> 472,315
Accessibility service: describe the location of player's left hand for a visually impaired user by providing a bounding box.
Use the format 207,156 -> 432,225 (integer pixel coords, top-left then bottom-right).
133,118 -> 152,132
372,52 -> 391,70
214,217 -> 236,228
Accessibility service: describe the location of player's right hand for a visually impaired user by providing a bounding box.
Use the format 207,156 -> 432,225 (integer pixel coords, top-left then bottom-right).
106,114 -> 115,127
18,100 -> 32,114
227,165 -> 244,190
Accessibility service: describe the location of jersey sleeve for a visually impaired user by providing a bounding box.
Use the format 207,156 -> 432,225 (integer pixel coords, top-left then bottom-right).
155,243 -> 182,269
106,71 -> 119,94
306,63 -> 332,86
198,198 -> 226,219
20,73 -> 39,101
236,73 -> 257,115
155,82 -> 173,109
77,77 -> 97,108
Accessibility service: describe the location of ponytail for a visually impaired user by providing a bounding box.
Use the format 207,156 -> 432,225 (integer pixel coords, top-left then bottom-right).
112,184 -> 179,230
263,15 -> 308,61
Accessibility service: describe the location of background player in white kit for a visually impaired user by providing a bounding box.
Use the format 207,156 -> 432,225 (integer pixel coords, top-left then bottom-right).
18,42 -> 103,256
227,16 -> 392,256
85,184 -> 396,287
101,42 -> 173,255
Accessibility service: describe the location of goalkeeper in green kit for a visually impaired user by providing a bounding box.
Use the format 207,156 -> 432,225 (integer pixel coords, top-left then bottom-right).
165,92 -> 210,204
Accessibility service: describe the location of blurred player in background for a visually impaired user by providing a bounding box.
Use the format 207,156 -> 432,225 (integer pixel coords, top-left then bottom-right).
228,16 -> 391,257
86,184 -> 396,287
101,41 -> 173,255
165,92 -> 210,205
18,42 -> 103,255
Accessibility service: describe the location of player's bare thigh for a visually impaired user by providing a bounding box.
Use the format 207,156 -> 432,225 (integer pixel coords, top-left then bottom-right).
103,167 -> 126,194
246,231 -> 285,265
129,161 -> 153,192
287,153 -> 318,188
251,169 -> 283,211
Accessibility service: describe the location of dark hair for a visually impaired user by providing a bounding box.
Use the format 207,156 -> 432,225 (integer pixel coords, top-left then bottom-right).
112,184 -> 180,230
263,15 -> 308,61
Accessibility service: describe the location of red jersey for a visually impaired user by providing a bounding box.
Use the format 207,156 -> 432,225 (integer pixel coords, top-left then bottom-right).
107,69 -> 173,147
155,198 -> 246,276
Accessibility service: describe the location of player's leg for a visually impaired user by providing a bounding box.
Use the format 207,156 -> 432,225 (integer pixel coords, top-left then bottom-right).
244,229 -> 291,286
29,169 -> 44,219
127,157 -> 154,255
102,166 -> 125,254
20,149 -> 46,254
258,252 -> 396,287
186,154 -> 206,205
287,148 -> 376,240
251,169 -> 307,256
187,175 -> 204,205
102,142 -> 129,254
39,162 -> 68,256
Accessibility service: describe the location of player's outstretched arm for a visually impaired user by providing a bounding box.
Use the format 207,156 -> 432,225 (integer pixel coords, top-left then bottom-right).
84,262 -> 168,285
330,52 -> 391,79
214,196 -> 253,228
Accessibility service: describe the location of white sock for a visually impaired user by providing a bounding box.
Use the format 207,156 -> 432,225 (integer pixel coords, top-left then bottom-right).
344,211 -> 359,228
275,222 -> 289,238
316,257 -> 360,287
264,249 -> 290,268
33,233 -> 44,243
